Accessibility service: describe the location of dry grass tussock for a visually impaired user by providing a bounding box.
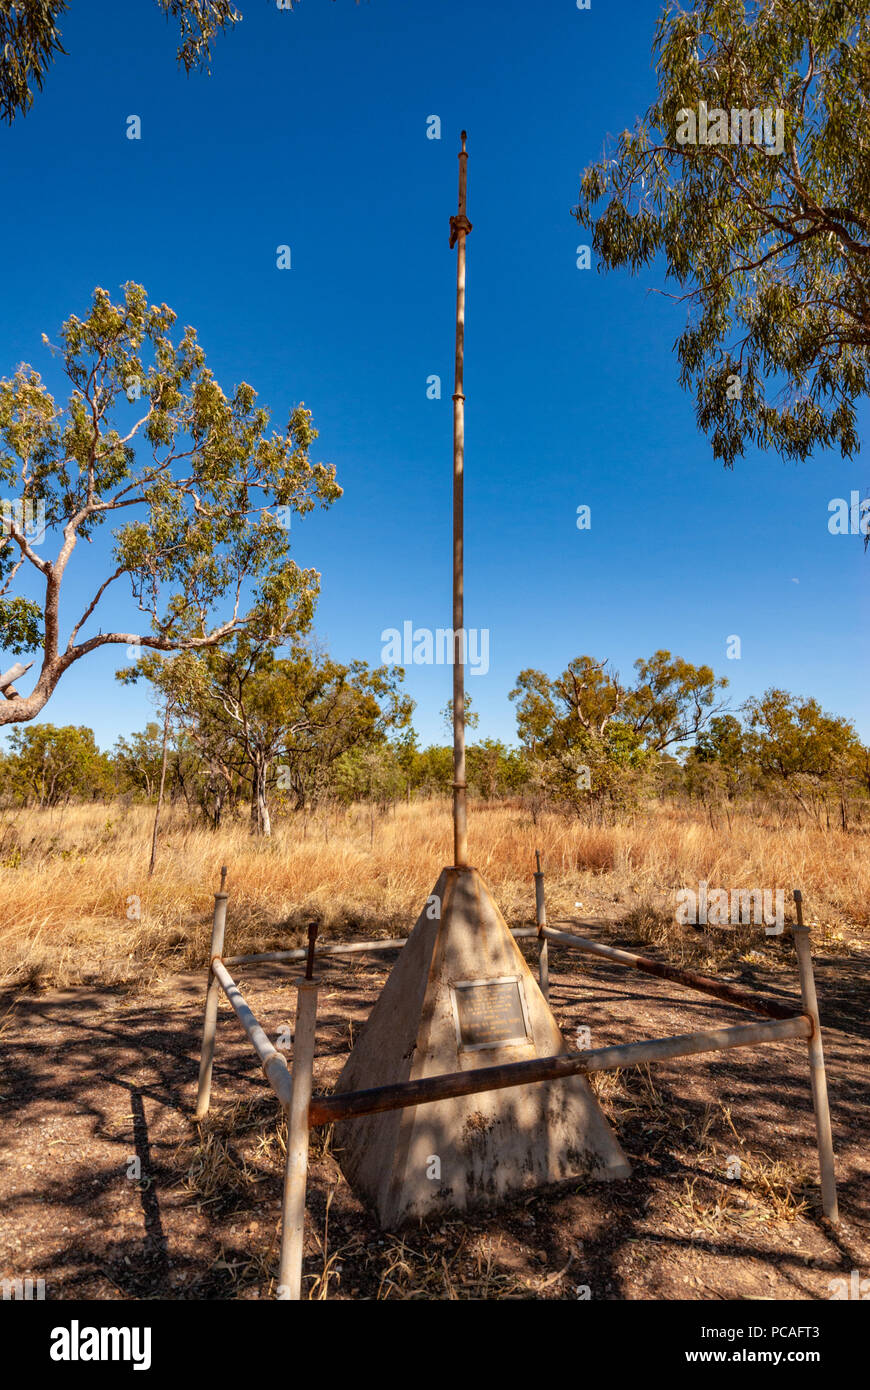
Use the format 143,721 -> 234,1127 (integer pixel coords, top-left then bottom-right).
0,798 -> 866,990
591,1069 -> 815,1228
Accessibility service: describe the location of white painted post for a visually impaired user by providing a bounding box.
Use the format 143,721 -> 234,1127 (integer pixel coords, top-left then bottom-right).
534,851 -> 549,1000
792,889 -> 839,1224
195,867 -> 229,1120
277,925 -> 320,1300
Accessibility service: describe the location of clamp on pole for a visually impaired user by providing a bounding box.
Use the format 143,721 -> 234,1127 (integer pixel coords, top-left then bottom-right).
449,212 -> 473,247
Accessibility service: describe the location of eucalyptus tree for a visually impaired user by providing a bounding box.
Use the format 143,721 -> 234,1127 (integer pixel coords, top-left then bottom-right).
510,651 -> 728,813
0,281 -> 340,725
574,0 -> 869,465
123,639 -> 413,835
743,686 -> 863,826
0,1 -> 241,123
3,723 -> 112,806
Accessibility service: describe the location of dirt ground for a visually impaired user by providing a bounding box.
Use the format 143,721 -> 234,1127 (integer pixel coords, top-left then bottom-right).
1,908 -> 867,1301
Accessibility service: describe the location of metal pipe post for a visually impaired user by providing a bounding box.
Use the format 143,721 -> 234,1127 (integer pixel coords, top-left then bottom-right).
792,889 -> 839,1223
277,928 -> 320,1300
195,866 -> 229,1120
534,850 -> 549,1000
450,131 -> 472,869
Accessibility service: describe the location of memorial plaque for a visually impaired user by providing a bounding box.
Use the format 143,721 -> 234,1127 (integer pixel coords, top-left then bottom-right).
450,975 -> 531,1052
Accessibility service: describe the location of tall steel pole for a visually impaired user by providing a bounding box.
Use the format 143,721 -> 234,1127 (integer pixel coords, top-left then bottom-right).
450,131 -> 472,868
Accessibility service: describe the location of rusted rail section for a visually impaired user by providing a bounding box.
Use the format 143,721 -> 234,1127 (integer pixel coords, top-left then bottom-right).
224,938 -> 408,966
308,1014 -> 811,1127
542,926 -> 798,1021
224,927 -> 539,968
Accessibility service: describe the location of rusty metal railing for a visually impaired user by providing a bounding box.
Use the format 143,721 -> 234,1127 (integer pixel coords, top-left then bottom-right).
194,869 -> 839,1301
307,1015 -> 811,1128
540,926 -> 799,1020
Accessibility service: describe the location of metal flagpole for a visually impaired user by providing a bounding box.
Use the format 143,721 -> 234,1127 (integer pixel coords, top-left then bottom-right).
450,131 -> 472,868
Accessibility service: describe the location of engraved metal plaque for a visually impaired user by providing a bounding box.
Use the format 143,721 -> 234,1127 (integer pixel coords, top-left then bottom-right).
450,975 -> 531,1052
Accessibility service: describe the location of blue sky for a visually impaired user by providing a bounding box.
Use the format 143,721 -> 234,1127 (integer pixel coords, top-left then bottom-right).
0,0 -> 867,751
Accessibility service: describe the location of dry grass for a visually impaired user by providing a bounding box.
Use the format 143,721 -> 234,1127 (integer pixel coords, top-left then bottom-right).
173,1095 -> 540,1300
590,1065 -> 815,1229
0,798 -> 867,990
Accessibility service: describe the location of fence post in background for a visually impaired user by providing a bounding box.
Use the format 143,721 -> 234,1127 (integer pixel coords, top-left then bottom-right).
792,889 -> 839,1224
277,923 -> 320,1300
534,850 -> 549,1001
195,866 -> 229,1121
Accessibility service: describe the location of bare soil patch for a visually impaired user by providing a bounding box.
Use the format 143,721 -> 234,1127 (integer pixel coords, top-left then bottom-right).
1,913 -> 867,1301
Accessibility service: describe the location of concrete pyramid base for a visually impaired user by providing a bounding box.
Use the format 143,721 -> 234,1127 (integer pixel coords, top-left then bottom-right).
333,866 -> 631,1228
